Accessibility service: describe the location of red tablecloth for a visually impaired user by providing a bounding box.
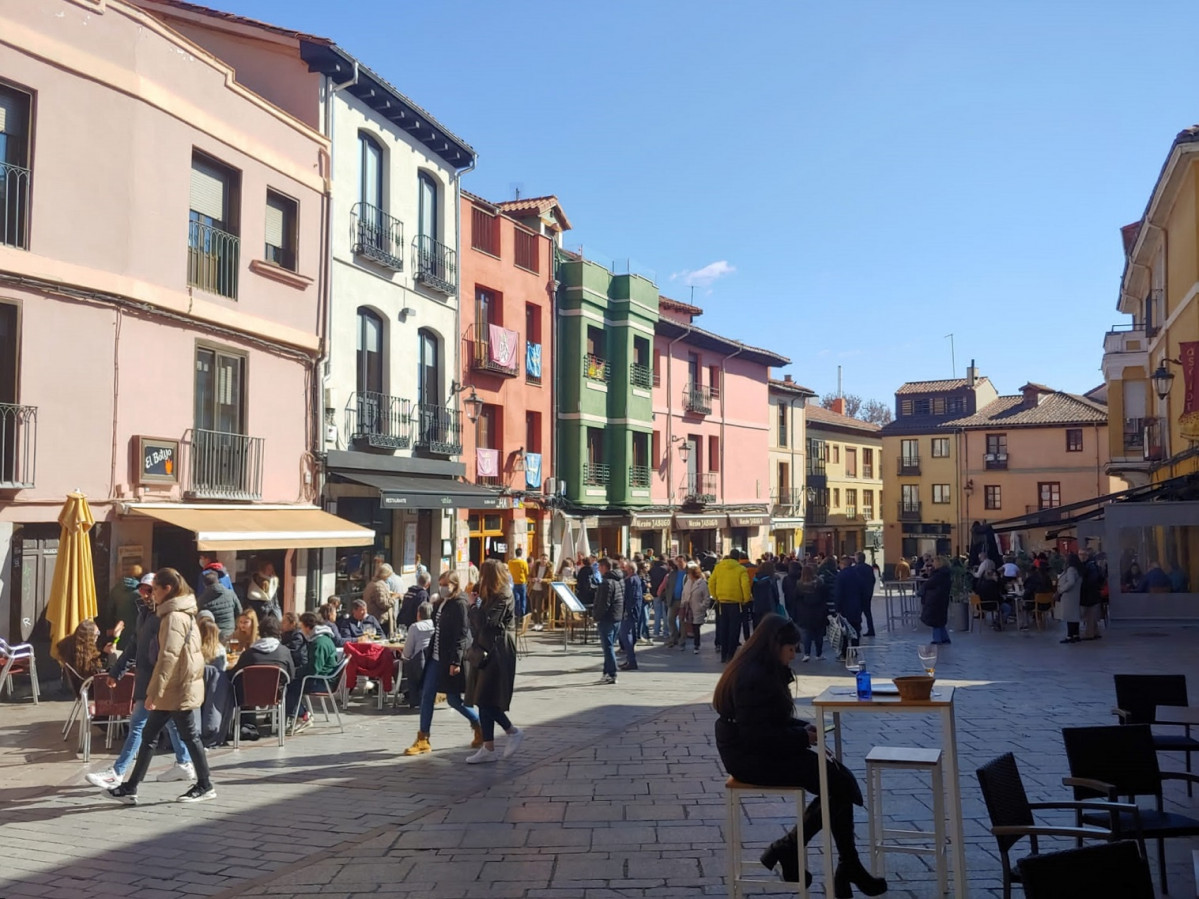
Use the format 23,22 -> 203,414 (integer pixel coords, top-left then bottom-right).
342,641 -> 396,693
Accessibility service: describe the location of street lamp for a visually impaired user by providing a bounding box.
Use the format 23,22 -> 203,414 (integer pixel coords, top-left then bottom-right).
1152,362 -> 1176,401
450,380 -> 484,423
671,435 -> 691,463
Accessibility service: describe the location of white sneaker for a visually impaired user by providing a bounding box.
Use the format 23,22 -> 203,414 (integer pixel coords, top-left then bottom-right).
503,728 -> 524,759
86,768 -> 120,789
802,655 -> 811,663
465,746 -> 498,764
157,762 -> 196,783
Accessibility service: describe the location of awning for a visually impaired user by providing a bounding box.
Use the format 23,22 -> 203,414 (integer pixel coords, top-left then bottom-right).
127,505 -> 375,551
987,473 -> 1197,534
336,472 -> 506,509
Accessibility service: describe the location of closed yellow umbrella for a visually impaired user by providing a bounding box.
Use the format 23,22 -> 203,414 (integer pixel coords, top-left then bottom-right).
47,491 -> 98,663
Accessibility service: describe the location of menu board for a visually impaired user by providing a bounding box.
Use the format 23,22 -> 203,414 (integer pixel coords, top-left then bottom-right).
552,581 -> 586,613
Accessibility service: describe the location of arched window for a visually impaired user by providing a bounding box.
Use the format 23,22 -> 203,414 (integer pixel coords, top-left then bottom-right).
356,307 -> 384,396
359,133 -> 384,214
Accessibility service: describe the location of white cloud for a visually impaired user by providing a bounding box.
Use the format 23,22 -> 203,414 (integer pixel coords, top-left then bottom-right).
670,260 -> 736,288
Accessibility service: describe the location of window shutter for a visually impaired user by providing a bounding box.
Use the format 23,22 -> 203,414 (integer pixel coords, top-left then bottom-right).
190,161 -> 226,222
265,195 -> 286,247
0,91 -> 24,136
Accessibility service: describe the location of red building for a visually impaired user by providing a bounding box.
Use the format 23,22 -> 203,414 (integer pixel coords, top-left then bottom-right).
457,193 -> 569,566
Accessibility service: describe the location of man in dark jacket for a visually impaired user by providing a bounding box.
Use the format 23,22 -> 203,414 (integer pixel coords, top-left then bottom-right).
575,557 -> 599,609
102,568 -> 141,649
833,556 -> 862,659
853,552 -> 877,637
659,557 -> 688,647
396,572 -> 430,629
337,599 -> 385,640
593,558 -> 625,684
198,570 -> 241,639
194,554 -> 233,595
618,558 -> 644,671
228,615 -> 295,706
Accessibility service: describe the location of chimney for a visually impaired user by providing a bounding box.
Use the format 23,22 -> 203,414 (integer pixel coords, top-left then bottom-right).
829,397 -> 846,415
966,359 -> 977,387
784,374 -> 793,383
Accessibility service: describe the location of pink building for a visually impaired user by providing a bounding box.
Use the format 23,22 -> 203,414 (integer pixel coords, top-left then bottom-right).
0,0 -> 368,645
640,297 -> 788,557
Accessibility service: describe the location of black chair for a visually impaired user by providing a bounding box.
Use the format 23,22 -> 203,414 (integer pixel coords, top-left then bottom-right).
975,752 -> 1134,899
1018,840 -> 1154,899
1113,674 -> 1199,797
1061,724 -> 1199,895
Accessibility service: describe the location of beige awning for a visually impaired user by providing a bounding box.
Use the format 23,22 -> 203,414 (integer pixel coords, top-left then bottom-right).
127,505 -> 374,551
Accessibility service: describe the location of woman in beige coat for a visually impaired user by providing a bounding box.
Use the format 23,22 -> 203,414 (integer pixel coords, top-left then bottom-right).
681,563 -> 711,654
105,568 -> 215,805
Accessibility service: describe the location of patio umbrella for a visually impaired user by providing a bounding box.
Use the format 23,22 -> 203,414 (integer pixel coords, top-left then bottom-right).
47,491 -> 98,663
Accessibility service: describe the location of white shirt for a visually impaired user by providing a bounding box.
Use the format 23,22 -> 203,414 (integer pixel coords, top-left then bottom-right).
1001,562 -> 1019,578
401,619 -> 434,661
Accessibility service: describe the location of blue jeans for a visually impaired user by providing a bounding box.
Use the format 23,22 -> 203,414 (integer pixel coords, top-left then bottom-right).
113,700 -> 189,775
639,604 -> 651,640
932,626 -> 950,643
618,618 -> 639,667
652,597 -> 667,636
599,621 -> 619,677
513,583 -> 528,619
285,677 -> 333,718
478,705 -> 512,743
418,661 -> 479,735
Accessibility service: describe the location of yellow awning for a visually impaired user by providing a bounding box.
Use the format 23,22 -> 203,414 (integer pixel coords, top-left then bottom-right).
127,505 -> 374,551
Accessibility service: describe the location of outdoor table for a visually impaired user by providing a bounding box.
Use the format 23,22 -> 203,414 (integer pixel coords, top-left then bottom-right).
812,684 -> 968,897
342,640 -> 395,693
882,581 -> 919,632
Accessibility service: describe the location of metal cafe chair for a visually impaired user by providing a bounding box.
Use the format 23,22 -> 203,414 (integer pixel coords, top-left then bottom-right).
230,665 -> 290,749
290,657 -> 349,735
0,637 -> 40,703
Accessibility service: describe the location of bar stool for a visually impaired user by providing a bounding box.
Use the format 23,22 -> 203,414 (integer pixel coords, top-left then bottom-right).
865,746 -> 948,895
725,776 -> 809,898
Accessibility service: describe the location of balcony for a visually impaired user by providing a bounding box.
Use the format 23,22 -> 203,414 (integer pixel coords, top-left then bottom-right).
347,391 -> 411,450
472,325 -> 520,377
412,235 -> 456,294
863,465 -> 874,479
1122,417 -> 1147,453
1144,416 -> 1166,462
583,462 -> 609,487
1103,322 -> 1151,356
630,362 -> 652,389
187,220 -> 239,299
862,506 -> 875,521
771,487 -> 803,511
629,465 -> 651,488
984,452 -> 1008,470
187,429 -> 263,500
682,471 -> 717,504
351,202 -> 404,271
413,404 -> 462,455
1,161 -> 31,250
897,501 -> 922,522
684,382 -> 715,415
897,456 -> 921,476
807,458 -> 827,477
807,504 -> 829,526
583,353 -> 610,382
476,474 -> 503,487
0,403 -> 37,488
845,506 -> 858,519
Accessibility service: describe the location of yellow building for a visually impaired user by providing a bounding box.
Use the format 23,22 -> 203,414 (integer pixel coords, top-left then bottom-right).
767,377 -> 816,554
804,400 -> 885,565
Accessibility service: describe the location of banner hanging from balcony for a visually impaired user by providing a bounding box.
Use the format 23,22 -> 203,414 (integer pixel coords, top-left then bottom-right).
1181,341 -> 1199,442
524,452 -> 542,489
476,448 -> 499,478
526,342 -> 542,380
488,325 -> 519,371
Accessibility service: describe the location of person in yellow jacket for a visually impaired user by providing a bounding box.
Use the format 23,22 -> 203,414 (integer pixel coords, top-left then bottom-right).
507,546 -> 530,623
709,554 -> 750,662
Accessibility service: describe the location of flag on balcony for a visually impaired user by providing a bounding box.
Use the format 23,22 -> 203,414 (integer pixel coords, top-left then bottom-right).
526,341 -> 542,379
476,447 -> 499,478
1181,341 -> 1199,441
524,452 -> 542,489
488,325 -> 519,370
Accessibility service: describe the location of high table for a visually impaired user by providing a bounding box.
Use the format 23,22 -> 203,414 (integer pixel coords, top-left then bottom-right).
812,684 -> 968,897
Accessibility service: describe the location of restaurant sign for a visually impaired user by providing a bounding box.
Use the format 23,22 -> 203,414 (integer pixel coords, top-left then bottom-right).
727,514 -> 770,528
631,514 -> 673,530
134,436 -> 179,485
674,514 -> 727,530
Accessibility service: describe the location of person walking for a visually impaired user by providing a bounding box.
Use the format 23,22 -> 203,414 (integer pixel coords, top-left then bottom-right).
464,560 -> 523,763
681,562 -> 711,653
593,558 -> 625,684
102,568 -> 215,804
507,546 -> 530,623
1056,552 -> 1084,644
853,552 -> 877,637
919,556 -> 953,645
795,564 -> 830,661
1079,550 -> 1104,641
833,557 -> 862,659
709,553 -> 751,663
660,556 -> 688,647
618,558 -> 644,671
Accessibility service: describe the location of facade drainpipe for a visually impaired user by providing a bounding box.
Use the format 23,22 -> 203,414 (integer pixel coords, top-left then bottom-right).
664,327 -> 690,508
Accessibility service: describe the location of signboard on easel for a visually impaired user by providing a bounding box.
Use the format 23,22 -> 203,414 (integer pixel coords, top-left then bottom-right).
551,581 -> 588,652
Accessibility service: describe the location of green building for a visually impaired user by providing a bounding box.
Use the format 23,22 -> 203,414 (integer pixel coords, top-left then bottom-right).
556,256 -> 658,554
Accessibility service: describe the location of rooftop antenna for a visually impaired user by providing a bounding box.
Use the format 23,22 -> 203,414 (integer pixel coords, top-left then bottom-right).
690,285 -> 696,303
837,364 -> 843,398
945,333 -> 956,377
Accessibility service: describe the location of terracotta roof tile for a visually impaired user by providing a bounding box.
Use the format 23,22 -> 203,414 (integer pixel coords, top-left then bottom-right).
495,196 -> 572,231
768,378 -> 816,397
659,295 -> 703,315
804,404 -> 882,432
895,377 -> 992,395
943,392 -> 1108,428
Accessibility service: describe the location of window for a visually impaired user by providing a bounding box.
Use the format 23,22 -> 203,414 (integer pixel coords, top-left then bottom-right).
194,347 -> 245,434
525,303 -> 542,344
525,411 -> 541,454
845,448 -> 857,477
687,352 -> 701,386
355,308 -> 384,396
845,488 -> 857,515
652,350 -> 662,386
984,485 -> 1001,510
832,488 -> 840,508
633,337 -> 650,366
471,205 -> 499,255
476,287 -> 500,328
1038,482 -> 1061,510
900,399 -> 914,416
863,447 -> 873,478
264,190 -> 297,270
586,326 -> 604,359
513,225 -> 539,272
709,365 -> 721,397
477,404 -> 500,451
932,397 -> 945,415
188,153 -> 240,298
584,427 -> 605,485
1066,428 -> 1083,452
901,438 -> 918,464
932,484 -> 951,504
652,430 -> 661,468
359,133 -> 383,212
862,489 -> 874,517
777,462 -> 790,499
901,484 -> 919,510
632,433 -> 649,469
417,328 -> 439,408
417,172 -> 438,241
832,444 -> 840,464
913,398 -> 930,415
778,403 -> 788,447
931,437 -> 950,458
0,83 -> 32,249
947,396 -> 966,415
708,435 -> 720,472
985,433 -> 1007,456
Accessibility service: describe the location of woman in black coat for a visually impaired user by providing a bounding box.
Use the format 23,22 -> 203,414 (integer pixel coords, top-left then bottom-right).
792,563 -> 830,661
464,559 -> 523,763
713,615 -> 886,897
919,557 -> 953,644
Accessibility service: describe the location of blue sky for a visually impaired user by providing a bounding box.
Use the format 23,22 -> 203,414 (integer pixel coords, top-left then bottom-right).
219,0 -> 1199,406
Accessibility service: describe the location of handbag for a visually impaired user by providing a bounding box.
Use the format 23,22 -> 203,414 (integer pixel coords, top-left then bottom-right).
465,644 -> 490,669
825,614 -> 844,651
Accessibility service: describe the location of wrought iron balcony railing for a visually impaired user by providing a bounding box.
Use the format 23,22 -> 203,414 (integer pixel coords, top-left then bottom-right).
1123,417 -> 1146,452
0,403 -> 37,488
582,462 -> 609,487
897,501 -> 922,521
984,452 -> 1008,470
583,353 -> 610,382
1,161 -> 31,250
413,404 -> 462,455
412,234 -> 456,294
897,456 -> 921,476
684,382 -> 714,414
472,325 -> 520,376
347,391 -> 412,450
629,465 -> 651,488
771,487 -> 803,509
682,471 -> 717,504
187,428 -> 263,500
630,363 -> 652,389
807,504 -> 829,526
187,220 -> 240,299
352,202 -> 404,271
807,457 -> 827,477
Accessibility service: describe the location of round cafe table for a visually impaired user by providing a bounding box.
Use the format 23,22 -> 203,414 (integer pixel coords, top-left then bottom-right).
342,640 -> 396,693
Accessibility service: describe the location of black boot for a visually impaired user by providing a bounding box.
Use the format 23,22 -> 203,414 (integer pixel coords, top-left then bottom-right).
760,830 -> 812,887
834,856 -> 887,898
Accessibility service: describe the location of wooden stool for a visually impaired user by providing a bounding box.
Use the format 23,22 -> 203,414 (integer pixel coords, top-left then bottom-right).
865,746 -> 948,895
725,776 -> 809,898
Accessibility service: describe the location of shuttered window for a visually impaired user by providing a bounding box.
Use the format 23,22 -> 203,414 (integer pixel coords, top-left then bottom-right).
190,159 -> 228,225
264,190 -> 297,270
0,86 -> 31,166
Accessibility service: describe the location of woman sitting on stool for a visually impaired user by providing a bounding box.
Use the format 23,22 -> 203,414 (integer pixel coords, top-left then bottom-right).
713,614 -> 886,897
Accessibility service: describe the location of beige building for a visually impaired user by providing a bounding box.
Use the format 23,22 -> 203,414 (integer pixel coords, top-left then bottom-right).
804,399 -> 884,565
767,377 -> 816,554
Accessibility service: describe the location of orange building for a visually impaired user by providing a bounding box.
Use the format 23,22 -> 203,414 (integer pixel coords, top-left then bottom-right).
456,192 -> 569,566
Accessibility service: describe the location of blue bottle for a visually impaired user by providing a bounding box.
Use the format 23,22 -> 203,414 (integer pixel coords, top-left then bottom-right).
856,661 -> 872,700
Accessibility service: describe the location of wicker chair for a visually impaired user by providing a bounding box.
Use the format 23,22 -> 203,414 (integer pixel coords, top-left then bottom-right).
1018,840 -> 1154,899
1113,674 -> 1199,797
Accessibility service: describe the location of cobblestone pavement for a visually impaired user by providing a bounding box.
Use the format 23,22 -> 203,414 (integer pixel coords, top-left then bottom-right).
2,604 -> 1197,898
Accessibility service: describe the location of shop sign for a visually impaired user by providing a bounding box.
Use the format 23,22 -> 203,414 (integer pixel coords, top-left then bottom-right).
631,514 -> 673,529
728,514 -> 769,528
134,436 -> 179,485
674,514 -> 727,530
